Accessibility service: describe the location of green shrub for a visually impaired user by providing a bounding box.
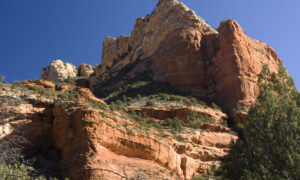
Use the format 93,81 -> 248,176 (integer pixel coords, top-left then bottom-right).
27,85 -> 54,99
128,111 -> 150,128
145,100 -> 155,107
112,99 -> 124,110
57,89 -> 78,102
88,100 -> 106,110
126,97 -> 133,102
137,94 -> 142,100
219,63 -> 300,179
110,102 -> 117,111
232,104 -> 247,113
175,135 -> 185,142
0,163 -> 32,180
11,81 -> 24,89
161,117 -> 183,132
211,102 -> 221,110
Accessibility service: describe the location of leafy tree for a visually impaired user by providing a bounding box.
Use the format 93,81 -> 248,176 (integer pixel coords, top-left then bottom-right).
219,63 -> 300,180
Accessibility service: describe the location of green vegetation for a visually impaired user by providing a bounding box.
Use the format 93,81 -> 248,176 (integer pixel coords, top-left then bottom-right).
0,163 -> 33,180
174,135 -> 185,142
53,88 -> 79,108
219,63 -> 300,180
102,80 -> 191,103
88,99 -> 107,110
232,104 -> 247,113
192,166 -> 222,180
27,85 -> 55,99
107,88 -> 222,111
211,102 -> 221,110
10,81 -> 24,89
127,109 -> 216,134
56,89 -> 78,102
0,134 -> 64,180
145,100 -> 155,107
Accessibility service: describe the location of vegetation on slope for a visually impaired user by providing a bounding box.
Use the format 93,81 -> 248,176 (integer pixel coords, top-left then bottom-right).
219,63 -> 300,180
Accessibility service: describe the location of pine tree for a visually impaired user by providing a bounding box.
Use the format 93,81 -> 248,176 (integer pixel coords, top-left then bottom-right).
219,63 -> 300,180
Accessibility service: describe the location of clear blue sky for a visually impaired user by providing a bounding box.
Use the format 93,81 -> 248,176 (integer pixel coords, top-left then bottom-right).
1,0 -> 300,89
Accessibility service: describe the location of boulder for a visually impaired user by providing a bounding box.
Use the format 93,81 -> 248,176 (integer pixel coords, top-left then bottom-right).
78,64 -> 94,77
40,60 -> 78,83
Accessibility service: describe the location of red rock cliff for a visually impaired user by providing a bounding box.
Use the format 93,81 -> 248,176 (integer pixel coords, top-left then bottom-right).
90,0 -> 281,112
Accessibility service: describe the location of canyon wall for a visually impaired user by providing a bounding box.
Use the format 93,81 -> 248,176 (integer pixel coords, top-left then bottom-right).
89,0 -> 281,112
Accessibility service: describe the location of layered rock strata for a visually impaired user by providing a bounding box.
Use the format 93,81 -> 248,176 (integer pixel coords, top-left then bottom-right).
0,80 -> 237,179
90,0 -> 281,113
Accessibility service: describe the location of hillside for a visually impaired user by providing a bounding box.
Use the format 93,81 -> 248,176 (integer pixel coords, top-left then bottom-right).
0,0 -> 297,180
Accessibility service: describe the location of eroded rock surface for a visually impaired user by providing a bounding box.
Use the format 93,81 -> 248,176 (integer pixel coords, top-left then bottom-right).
78,64 -> 94,77
41,60 -> 78,83
0,81 -> 237,179
90,0 -> 281,114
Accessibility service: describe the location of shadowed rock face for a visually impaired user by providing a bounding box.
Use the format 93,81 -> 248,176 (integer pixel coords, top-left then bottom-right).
90,0 -> 281,113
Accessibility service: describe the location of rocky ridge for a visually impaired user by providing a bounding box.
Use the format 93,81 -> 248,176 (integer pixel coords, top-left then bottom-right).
40,0 -> 281,117
0,0 -> 288,179
0,80 -> 237,179
41,60 -> 94,83
88,0 -> 281,116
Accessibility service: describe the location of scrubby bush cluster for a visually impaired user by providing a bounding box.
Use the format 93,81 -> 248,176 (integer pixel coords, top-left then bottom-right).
102,80 -> 192,103
88,99 -> 107,110
127,109 -> 215,134
219,63 -> 300,180
108,90 -> 222,111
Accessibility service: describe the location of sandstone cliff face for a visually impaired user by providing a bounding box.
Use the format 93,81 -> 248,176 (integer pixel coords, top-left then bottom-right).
41,60 -> 94,84
41,60 -> 78,83
78,64 -> 94,77
0,80 -> 237,179
209,20 -> 280,110
90,0 -> 281,113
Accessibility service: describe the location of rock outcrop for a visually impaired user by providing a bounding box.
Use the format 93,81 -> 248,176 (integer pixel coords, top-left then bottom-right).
0,80 -> 237,179
41,60 -> 78,83
125,106 -> 227,123
41,61 -> 94,85
78,64 -> 94,77
90,0 -> 281,114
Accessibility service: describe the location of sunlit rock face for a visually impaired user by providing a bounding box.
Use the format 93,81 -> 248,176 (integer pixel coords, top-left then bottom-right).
0,80 -> 237,179
41,60 -> 78,83
78,64 -> 94,77
91,0 -> 281,114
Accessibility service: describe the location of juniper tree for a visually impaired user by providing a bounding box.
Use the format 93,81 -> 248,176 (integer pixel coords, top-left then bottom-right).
219,63 -> 300,180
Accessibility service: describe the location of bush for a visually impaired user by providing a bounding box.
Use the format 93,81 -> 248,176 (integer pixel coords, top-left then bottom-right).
145,100 -> 155,107
161,117 -> 183,132
211,102 -> 221,110
128,111 -> 150,127
57,89 -> 78,102
88,100 -> 106,110
110,102 -> 117,111
28,85 -> 54,99
219,63 -> 300,179
232,104 -> 247,113
11,81 -> 24,89
137,94 -> 142,100
0,163 -> 32,179
175,135 -> 185,142
112,100 -> 124,110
